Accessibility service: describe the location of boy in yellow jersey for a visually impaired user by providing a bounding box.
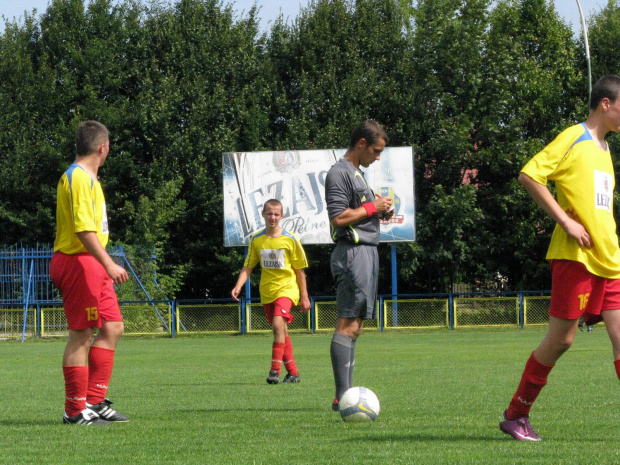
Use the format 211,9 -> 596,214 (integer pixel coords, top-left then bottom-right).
231,199 -> 311,384
50,121 -> 129,425
500,75 -> 620,441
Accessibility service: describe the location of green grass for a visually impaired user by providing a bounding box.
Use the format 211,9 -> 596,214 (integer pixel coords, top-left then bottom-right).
1,327 -> 619,464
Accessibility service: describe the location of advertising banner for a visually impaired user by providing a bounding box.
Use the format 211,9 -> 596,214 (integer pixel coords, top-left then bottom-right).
222,147 -> 415,246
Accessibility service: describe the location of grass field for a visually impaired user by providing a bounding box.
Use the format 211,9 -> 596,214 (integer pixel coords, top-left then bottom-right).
1,327 -> 619,465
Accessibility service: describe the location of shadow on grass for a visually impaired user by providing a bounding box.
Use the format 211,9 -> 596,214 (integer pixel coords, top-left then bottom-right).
156,382 -> 261,386
157,380 -> 313,387
0,420 -> 61,426
343,433 -> 508,442
181,407 -> 318,413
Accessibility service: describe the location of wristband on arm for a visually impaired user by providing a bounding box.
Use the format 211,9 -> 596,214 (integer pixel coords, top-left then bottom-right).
362,202 -> 377,217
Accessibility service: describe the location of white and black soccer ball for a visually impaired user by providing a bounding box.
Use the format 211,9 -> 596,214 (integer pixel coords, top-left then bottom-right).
339,387 -> 380,422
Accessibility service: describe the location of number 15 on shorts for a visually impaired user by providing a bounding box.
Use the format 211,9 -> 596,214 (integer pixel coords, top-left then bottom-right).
86,306 -> 99,321
578,293 -> 590,311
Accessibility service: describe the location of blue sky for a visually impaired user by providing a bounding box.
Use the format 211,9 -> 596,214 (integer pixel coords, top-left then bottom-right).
0,1 -> 607,35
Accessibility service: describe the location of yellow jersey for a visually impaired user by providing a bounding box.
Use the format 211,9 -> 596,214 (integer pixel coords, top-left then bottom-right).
53,163 -> 109,254
521,123 -> 620,278
244,228 -> 308,304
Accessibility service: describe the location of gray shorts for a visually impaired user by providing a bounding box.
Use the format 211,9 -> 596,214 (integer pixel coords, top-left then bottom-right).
330,242 -> 379,320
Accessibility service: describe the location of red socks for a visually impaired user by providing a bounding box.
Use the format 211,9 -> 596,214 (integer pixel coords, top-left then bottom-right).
271,337 -> 299,376
63,366 -> 89,417
87,346 -> 115,405
271,342 -> 285,374
507,355 -> 620,420
63,347 -> 116,416
283,336 -> 299,376
506,352 -> 554,420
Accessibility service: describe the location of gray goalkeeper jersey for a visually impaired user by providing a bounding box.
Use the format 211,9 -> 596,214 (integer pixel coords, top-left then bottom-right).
325,157 -> 380,246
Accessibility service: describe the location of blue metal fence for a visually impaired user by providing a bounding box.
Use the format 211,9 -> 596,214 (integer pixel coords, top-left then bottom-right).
1,290 -> 552,340
0,245 -> 161,341
0,245 -> 134,304
0,244 -> 57,304
1,246 -> 552,340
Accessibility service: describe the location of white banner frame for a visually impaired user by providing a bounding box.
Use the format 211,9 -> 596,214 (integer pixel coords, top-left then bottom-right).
222,147 -> 415,246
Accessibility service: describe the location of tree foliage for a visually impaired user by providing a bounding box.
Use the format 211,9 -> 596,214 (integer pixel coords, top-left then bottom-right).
0,0 -> 611,296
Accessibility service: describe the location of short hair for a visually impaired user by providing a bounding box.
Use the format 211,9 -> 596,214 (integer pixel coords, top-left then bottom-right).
590,75 -> 620,110
262,199 -> 283,213
349,119 -> 389,149
76,121 -> 109,157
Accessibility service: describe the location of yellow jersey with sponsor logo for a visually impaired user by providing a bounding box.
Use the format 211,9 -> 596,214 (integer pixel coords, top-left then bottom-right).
54,163 -> 109,254
244,228 -> 308,304
521,123 -> 620,278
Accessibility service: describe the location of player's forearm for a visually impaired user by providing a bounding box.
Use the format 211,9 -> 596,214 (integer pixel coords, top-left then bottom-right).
518,173 -> 572,229
231,267 -> 253,300
330,207 -> 368,228
330,196 -> 392,227
295,269 -> 309,298
76,231 -> 116,269
235,267 -> 253,288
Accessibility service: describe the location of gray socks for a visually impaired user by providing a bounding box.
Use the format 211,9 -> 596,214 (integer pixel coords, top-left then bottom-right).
349,337 -> 356,388
331,333 -> 356,400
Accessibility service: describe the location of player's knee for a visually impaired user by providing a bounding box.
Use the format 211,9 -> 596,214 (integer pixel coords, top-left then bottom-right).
68,328 -> 95,347
272,327 -> 286,339
101,320 -> 124,339
114,320 -> 124,334
556,337 -> 574,354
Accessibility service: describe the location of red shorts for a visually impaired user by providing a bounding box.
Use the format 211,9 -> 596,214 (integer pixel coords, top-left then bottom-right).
50,252 -> 123,330
263,297 -> 295,325
549,259 -> 620,323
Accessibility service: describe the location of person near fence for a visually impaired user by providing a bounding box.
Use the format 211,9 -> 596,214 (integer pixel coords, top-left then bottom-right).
324,120 -> 394,411
500,75 -> 620,441
49,121 -> 130,425
231,199 -> 311,384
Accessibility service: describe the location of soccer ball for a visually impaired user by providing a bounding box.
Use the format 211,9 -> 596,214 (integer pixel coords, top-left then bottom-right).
339,387 -> 380,422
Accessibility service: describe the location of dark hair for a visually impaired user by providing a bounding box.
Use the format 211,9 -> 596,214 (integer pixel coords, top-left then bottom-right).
262,198 -> 283,213
349,119 -> 389,149
590,75 -> 620,110
76,121 -> 109,157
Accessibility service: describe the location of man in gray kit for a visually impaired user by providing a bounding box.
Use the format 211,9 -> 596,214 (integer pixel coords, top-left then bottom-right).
325,120 -> 394,411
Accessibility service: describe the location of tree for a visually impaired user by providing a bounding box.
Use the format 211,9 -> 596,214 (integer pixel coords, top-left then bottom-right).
395,0 -> 491,292
0,8 -> 69,245
473,0 -> 585,290
0,0 -> 607,298
121,0 -> 276,296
